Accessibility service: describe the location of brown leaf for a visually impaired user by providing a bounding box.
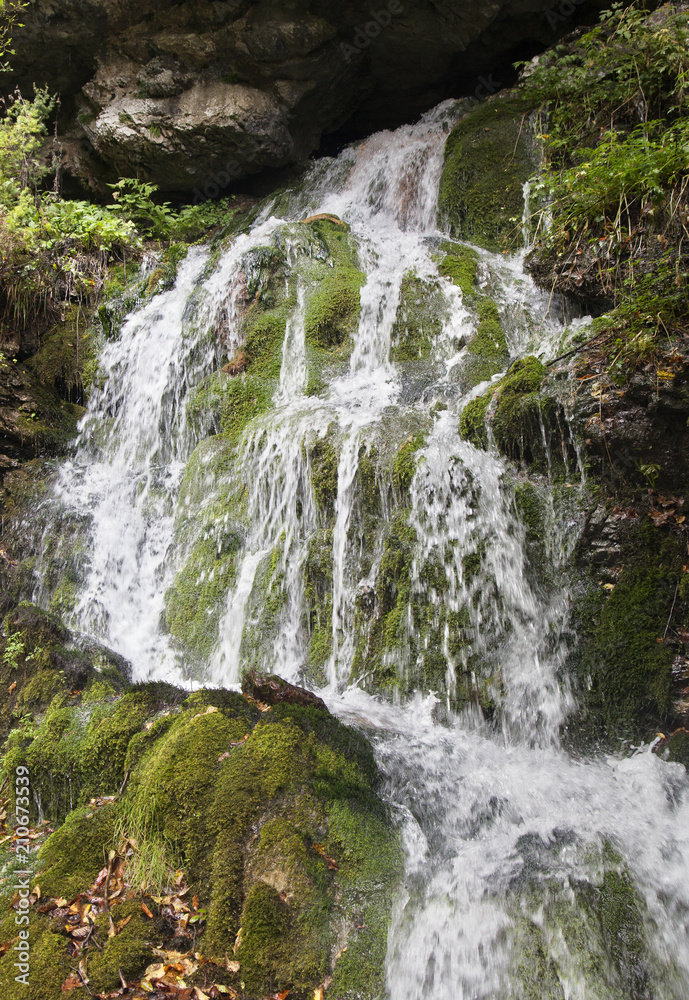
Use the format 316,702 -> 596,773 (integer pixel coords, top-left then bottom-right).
114,914 -> 132,934
8,681 -> 16,695
61,973 -> 82,992
141,902 -> 154,919
312,844 -> 339,870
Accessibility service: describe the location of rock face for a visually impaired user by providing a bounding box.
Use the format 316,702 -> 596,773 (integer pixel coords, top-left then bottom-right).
9,0 -> 606,195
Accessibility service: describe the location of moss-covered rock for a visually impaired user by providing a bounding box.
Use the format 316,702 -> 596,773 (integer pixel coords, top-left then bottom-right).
569,523 -> 683,741
390,271 -> 446,363
0,675 -> 401,1000
459,356 -> 549,462
438,95 -> 537,253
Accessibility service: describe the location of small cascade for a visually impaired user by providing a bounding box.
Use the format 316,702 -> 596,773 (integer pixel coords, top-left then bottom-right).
18,93 -> 689,1000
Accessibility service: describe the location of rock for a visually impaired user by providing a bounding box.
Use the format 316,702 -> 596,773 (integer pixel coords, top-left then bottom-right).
0,680 -> 401,999
7,0 -> 610,195
0,353 -> 84,495
242,669 -> 328,711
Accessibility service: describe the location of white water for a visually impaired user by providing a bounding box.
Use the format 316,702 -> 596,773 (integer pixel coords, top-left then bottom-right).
29,100 -> 689,997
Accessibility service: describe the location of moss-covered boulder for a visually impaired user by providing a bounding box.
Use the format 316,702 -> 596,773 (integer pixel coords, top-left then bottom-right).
438,95 -> 537,253
0,675 -> 401,1000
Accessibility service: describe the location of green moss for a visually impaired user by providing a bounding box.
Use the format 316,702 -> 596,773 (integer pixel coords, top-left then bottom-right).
3,675 -> 399,998
459,391 -> 493,448
390,272 -> 445,362
309,431 -> 339,518
461,298 -> 510,389
438,243 -> 480,299
17,668 -> 63,707
164,528 -> 241,659
458,356 -> 547,458
439,96 -> 536,252
667,731 -> 689,769
391,435 -> 425,495
3,688 -> 159,821
304,266 -> 365,349
574,524 -> 681,739
26,305 -> 95,399
37,802 -> 117,899
0,916 -> 67,1000
87,899 -> 155,992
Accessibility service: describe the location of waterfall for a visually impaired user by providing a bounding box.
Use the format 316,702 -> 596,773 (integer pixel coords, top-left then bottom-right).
23,98 -> 689,998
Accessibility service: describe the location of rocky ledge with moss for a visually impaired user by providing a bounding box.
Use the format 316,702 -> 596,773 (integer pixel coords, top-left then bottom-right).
0,602 -> 401,999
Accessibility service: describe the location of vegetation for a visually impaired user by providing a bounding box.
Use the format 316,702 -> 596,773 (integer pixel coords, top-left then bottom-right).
0,88 -> 242,375
522,2 -> 689,358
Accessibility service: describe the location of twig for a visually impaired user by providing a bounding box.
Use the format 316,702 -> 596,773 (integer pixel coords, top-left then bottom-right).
546,328 -> 609,366
664,581 -> 680,640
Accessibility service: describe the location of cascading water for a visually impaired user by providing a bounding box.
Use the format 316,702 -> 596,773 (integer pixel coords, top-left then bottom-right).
23,98 -> 689,998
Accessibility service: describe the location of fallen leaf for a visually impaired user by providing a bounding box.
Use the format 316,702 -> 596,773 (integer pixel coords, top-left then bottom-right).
8,681 -> 16,695
141,902 -> 154,919
61,973 -> 82,992
226,956 -> 240,973
602,583 -> 615,591
114,914 -> 132,934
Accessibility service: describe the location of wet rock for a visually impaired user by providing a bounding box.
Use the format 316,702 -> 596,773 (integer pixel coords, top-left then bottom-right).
8,0 -> 609,195
242,669 -> 328,711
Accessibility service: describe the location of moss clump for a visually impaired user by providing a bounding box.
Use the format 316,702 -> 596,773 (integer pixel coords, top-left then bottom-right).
2,677 -> 400,999
309,431 -> 339,518
390,272 -> 445,362
0,916 -> 67,1000
490,355 -> 548,459
459,391 -> 493,448
392,435 -> 425,495
460,298 -> 510,389
438,95 -> 536,252
164,527 -> 242,659
666,730 -> 689,769
459,356 -> 547,458
26,305 -> 96,404
3,688 -> 159,821
37,801 -> 117,899
0,601 -> 129,745
305,267 -> 365,349
438,243 -> 480,299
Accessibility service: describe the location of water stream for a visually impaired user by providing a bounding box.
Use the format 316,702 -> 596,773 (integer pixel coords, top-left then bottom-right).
25,100 -> 689,997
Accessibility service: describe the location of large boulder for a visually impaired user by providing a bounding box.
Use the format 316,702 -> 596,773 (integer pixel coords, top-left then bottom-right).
7,0 -> 608,195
